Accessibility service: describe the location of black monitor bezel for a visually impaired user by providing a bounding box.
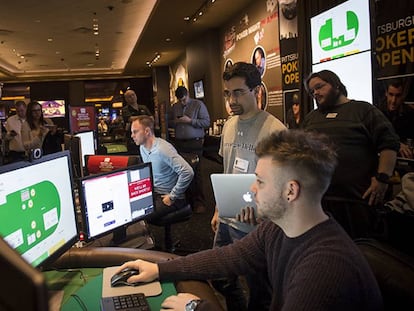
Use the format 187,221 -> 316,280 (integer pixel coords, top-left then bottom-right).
77,161 -> 155,242
0,150 -> 79,271
0,237 -> 49,311
63,133 -> 83,179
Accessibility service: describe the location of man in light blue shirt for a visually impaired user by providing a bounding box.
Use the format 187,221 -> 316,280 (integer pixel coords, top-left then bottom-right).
131,115 -> 194,220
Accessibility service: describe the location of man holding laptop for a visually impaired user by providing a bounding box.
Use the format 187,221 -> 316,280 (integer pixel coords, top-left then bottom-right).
116,130 -> 382,311
210,61 -> 286,310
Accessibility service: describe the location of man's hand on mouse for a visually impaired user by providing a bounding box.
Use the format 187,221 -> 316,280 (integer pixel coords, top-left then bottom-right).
116,259 -> 159,284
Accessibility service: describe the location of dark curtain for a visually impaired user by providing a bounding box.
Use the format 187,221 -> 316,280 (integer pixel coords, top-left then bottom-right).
297,0 -> 347,115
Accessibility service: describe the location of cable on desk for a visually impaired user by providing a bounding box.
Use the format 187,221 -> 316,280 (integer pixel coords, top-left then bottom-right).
54,268 -> 88,284
70,294 -> 88,311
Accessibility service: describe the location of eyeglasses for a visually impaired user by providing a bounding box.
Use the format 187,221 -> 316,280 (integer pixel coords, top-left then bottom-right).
308,83 -> 327,97
223,88 -> 252,100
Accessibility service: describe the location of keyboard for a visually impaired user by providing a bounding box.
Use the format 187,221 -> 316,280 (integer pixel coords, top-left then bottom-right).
101,293 -> 150,311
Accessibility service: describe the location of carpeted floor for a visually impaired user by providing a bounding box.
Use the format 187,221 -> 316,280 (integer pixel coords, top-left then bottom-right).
148,155 -> 223,255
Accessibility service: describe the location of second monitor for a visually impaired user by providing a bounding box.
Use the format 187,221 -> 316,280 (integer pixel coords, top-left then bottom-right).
78,162 -> 155,244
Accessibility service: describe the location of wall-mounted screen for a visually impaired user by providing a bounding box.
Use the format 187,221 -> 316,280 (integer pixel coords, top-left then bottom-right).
311,0 -> 372,108
0,151 -> 78,269
194,80 -> 205,99
312,51 -> 373,104
311,0 -> 371,65
38,100 -> 66,118
78,162 -> 155,243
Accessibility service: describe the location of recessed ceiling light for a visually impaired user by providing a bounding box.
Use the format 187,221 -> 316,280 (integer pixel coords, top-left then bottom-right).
48,38 -> 53,42
184,16 -> 190,21
165,38 -> 171,42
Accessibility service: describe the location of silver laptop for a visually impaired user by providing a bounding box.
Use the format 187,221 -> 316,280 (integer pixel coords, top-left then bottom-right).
210,173 -> 256,218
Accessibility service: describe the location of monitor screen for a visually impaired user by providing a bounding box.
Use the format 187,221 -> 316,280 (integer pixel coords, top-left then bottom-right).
310,0 -> 372,108
75,130 -> 96,168
0,237 -> 49,311
78,162 -> 155,242
38,100 -> 66,118
0,150 -> 78,269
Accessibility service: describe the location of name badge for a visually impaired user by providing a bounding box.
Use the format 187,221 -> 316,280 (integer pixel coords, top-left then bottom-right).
234,157 -> 249,173
326,113 -> 338,119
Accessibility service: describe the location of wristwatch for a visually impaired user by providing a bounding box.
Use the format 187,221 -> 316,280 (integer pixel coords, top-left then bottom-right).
185,299 -> 202,311
375,172 -> 390,184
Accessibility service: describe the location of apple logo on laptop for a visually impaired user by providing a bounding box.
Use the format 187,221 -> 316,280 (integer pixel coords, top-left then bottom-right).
243,192 -> 253,203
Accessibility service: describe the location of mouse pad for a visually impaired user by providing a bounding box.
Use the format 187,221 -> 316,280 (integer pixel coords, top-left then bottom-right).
102,266 -> 162,298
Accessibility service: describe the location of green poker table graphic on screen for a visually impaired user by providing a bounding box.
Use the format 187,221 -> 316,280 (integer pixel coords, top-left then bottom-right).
0,180 -> 61,256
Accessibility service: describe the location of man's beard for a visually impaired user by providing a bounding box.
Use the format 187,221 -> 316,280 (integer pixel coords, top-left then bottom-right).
317,89 -> 340,112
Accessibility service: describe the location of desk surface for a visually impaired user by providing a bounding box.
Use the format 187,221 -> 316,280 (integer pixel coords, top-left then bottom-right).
44,268 -> 176,311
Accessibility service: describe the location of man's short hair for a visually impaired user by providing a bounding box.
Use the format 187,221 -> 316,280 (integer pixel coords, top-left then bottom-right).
386,78 -> 404,91
223,62 -> 262,89
256,130 -> 337,194
175,86 -> 188,99
15,100 -> 27,108
131,115 -> 155,132
305,70 -> 348,97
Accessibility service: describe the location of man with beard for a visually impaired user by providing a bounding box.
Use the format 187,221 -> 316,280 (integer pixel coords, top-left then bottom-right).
303,70 -> 399,237
114,130 -> 383,311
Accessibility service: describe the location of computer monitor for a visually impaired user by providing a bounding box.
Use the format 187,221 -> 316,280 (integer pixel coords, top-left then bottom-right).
63,133 -> 83,179
0,237 -> 49,311
0,150 -> 79,270
75,130 -> 96,168
78,162 -> 155,244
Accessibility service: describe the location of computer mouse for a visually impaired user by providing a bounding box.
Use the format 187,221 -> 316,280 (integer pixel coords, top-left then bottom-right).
110,268 -> 141,287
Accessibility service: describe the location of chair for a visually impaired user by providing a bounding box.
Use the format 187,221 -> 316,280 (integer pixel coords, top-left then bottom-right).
149,204 -> 193,253
149,153 -> 199,253
355,238 -> 414,310
321,196 -> 388,239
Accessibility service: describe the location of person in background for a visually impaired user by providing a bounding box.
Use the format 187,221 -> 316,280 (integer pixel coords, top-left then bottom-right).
211,62 -> 286,310
122,88 -> 152,153
21,101 -> 60,156
116,130 -> 383,311
285,92 -> 302,129
253,47 -> 265,76
4,101 -> 27,162
97,117 -> 108,134
379,79 -> 414,159
168,86 -> 210,213
130,115 -> 194,222
303,70 -> 399,238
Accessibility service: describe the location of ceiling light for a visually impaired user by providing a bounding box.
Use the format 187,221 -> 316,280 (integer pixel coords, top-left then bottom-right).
86,96 -> 113,102
186,0 -> 215,23
147,52 -> 161,67
93,12 -> 99,35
